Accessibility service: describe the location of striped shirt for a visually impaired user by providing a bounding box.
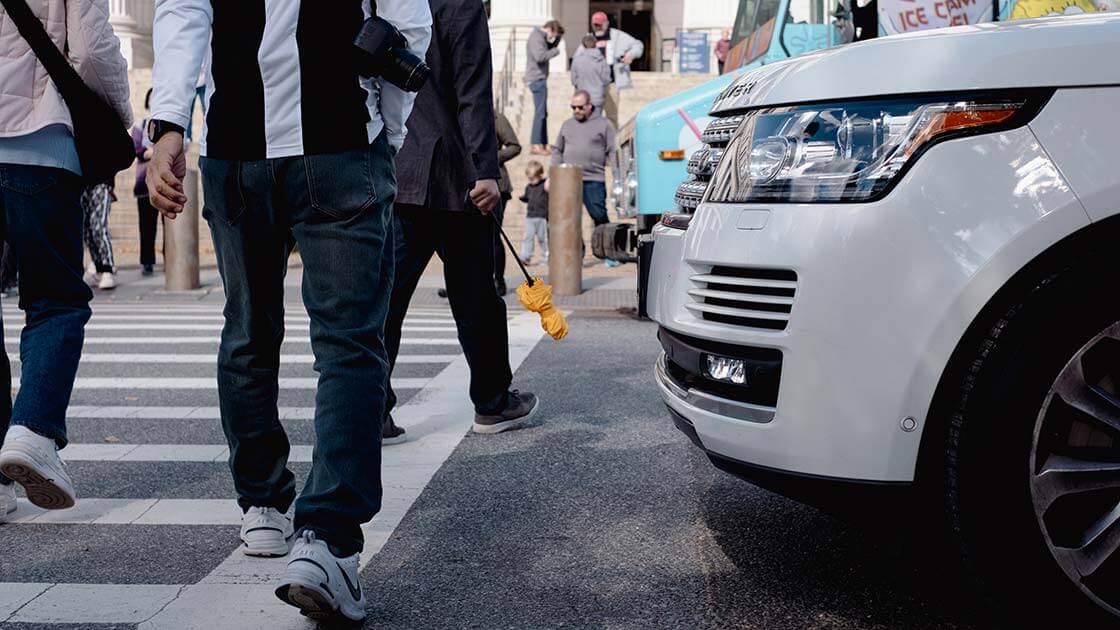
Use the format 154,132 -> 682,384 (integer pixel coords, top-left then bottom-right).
150,0 -> 431,160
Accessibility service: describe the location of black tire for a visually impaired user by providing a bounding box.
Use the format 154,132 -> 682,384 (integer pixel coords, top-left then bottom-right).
943,255 -> 1120,628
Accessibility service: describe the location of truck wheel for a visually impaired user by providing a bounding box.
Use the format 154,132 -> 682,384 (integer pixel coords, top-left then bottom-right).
945,263 -> 1120,625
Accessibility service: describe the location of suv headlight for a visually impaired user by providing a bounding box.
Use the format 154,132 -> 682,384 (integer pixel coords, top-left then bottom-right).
706,94 -> 1042,204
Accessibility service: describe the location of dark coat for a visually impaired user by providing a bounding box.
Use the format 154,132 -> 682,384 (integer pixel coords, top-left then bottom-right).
394,0 -> 500,212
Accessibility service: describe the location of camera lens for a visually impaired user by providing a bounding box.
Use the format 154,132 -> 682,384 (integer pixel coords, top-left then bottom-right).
381,50 -> 431,93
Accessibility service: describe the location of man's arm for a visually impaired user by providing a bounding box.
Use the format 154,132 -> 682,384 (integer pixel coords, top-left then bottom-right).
150,0 -> 211,132
496,113 -> 522,164
605,121 -> 618,175
147,0 -> 212,218
551,128 -> 564,166
527,30 -> 561,64
616,30 -> 645,64
446,1 -> 502,212
375,0 -> 433,150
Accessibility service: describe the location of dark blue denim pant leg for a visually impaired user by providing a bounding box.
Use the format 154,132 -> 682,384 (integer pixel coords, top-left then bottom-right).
529,79 -> 548,146
0,165 -> 91,470
582,180 -> 610,226
286,136 -> 396,557
201,157 -> 297,514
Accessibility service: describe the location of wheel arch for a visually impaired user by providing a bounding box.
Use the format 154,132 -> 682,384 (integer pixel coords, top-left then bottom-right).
915,213 -> 1120,491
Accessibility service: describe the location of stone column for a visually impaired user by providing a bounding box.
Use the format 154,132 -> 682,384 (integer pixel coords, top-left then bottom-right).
489,0 -> 566,74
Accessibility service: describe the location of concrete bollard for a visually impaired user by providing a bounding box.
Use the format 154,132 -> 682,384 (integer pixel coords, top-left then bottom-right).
164,168 -> 201,291
548,164 -> 583,296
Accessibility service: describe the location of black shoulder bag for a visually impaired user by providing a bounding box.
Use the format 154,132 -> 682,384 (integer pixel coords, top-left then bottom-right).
0,0 -> 135,184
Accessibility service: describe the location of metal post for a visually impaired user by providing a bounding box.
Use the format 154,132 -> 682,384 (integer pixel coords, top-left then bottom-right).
164,168 -> 200,291
548,164 -> 583,296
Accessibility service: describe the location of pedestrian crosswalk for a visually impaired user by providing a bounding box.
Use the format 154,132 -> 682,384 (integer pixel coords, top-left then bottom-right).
0,298 -> 546,627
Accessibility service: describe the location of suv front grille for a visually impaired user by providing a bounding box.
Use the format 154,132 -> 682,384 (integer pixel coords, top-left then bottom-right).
687,266 -> 797,331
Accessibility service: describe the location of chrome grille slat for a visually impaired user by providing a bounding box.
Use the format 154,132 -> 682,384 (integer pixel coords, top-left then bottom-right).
688,266 -> 799,332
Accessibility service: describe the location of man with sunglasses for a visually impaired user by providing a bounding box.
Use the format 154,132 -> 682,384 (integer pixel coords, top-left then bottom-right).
552,90 -> 618,229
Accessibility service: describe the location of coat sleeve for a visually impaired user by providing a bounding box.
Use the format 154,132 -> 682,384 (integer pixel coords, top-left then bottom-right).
67,0 -> 132,127
446,1 -> 500,182
526,29 -> 561,64
605,121 -> 618,175
551,125 -> 564,166
150,0 -> 212,131
375,0 -> 433,150
615,29 -> 645,61
496,113 -> 522,164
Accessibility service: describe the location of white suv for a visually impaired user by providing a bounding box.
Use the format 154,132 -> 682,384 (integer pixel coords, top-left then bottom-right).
647,14 -> 1120,624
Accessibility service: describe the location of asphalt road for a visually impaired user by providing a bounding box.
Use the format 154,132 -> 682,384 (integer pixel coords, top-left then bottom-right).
0,297 -> 993,629
358,313 -> 988,630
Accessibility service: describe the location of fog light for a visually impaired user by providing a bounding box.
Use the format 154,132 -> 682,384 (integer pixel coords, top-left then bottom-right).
703,354 -> 747,385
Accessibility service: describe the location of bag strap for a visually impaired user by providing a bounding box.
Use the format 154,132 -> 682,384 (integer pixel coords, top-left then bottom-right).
0,0 -> 87,103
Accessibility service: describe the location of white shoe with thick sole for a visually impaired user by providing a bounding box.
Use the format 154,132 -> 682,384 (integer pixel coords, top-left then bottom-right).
275,530 -> 366,622
240,506 -> 294,557
0,482 -> 17,523
0,425 -> 75,510
98,272 -> 116,290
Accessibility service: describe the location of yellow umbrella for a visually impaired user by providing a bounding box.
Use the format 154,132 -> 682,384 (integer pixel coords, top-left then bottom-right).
494,215 -> 569,340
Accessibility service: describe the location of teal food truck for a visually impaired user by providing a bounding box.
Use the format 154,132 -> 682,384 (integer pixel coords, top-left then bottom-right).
615,0 -> 846,236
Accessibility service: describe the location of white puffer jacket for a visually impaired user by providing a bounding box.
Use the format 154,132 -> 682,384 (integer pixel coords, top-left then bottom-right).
0,0 -> 132,138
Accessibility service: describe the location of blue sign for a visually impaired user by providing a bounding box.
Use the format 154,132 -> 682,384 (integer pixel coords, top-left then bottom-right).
677,31 -> 710,74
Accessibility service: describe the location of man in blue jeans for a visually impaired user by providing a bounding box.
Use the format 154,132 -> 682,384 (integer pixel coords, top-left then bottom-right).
525,19 -> 564,155
147,0 -> 431,623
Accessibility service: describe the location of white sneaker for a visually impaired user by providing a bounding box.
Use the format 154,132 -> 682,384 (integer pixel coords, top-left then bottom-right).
0,425 -> 75,510
98,272 -> 116,290
240,506 -> 294,557
0,482 -> 16,523
275,530 -> 366,622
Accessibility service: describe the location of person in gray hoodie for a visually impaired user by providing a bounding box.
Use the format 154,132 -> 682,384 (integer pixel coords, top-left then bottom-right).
570,34 -> 612,114
524,20 -> 564,154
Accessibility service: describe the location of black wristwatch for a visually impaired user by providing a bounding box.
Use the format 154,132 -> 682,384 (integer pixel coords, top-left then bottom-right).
148,119 -> 185,144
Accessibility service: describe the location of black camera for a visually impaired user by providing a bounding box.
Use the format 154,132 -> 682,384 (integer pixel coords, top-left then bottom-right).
354,16 -> 430,93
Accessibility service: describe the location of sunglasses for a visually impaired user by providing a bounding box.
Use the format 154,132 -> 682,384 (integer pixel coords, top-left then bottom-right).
570,104 -> 590,110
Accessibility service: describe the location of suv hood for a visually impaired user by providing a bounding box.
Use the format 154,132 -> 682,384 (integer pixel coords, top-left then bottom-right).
711,14 -> 1120,115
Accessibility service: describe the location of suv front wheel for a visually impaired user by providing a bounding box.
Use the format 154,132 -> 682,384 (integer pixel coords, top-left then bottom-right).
944,257 -> 1120,626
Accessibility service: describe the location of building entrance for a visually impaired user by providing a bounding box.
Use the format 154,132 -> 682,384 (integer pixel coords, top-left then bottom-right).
589,0 -> 654,71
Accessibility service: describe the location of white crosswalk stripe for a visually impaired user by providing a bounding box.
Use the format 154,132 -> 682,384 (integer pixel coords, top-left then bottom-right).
14,376 -> 430,390
0,299 -> 548,627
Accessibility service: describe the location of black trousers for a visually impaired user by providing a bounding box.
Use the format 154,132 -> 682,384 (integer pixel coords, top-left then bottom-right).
137,195 -> 159,266
493,196 -> 507,291
385,205 -> 513,416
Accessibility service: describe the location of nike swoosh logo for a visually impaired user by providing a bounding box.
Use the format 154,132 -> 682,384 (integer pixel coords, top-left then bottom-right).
338,562 -> 362,601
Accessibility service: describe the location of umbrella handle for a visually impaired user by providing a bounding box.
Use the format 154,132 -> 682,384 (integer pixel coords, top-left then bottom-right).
491,213 -> 534,287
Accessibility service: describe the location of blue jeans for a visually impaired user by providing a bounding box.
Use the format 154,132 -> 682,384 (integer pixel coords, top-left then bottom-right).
0,165 -> 92,477
582,180 -> 610,226
201,132 -> 396,556
529,79 -> 548,146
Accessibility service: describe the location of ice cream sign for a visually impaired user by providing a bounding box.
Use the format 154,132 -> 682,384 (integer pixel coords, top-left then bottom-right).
881,0 -> 996,33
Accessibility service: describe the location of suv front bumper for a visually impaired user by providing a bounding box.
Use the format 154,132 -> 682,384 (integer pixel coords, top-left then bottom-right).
647,127 -> 1089,482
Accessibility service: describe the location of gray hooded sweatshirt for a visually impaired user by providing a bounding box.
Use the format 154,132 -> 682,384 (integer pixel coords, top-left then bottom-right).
570,47 -> 612,107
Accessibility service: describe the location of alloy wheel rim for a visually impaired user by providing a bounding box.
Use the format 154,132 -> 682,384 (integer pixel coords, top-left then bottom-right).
1031,321 -> 1120,618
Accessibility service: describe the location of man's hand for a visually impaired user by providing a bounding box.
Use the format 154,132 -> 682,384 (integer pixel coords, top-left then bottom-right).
148,132 -> 188,220
469,179 -> 501,214
621,52 -> 634,65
